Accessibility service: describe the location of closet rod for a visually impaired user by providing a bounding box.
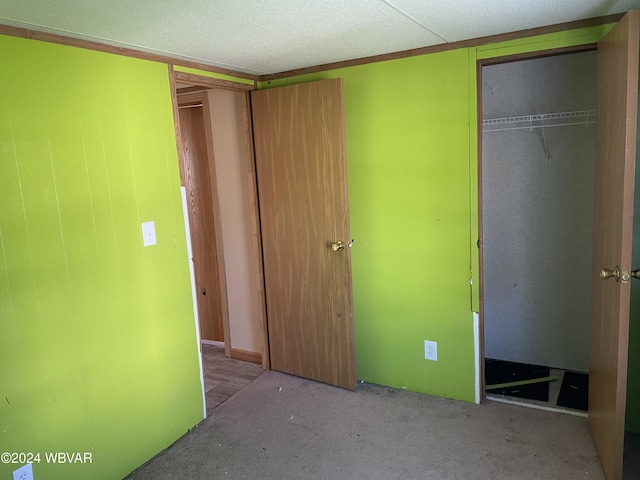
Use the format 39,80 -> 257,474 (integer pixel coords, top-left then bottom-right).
484,121 -> 595,133
482,109 -> 596,132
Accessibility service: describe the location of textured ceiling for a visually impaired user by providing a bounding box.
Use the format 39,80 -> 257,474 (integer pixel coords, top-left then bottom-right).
1,0 -> 639,75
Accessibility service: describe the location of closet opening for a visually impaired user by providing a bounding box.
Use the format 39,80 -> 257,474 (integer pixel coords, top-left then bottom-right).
479,49 -> 597,415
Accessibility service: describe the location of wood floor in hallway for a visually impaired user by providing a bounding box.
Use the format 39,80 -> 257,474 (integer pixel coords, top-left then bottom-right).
201,343 -> 263,415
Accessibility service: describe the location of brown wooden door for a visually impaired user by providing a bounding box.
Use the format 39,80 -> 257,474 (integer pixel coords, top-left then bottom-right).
251,78 -> 356,390
179,103 -> 226,343
589,11 -> 639,480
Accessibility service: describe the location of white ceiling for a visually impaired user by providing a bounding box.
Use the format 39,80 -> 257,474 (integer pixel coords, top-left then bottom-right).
1,0 -> 640,76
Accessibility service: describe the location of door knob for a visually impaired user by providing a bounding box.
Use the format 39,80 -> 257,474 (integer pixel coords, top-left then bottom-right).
632,269 -> 640,279
600,266 -> 620,282
331,241 -> 345,252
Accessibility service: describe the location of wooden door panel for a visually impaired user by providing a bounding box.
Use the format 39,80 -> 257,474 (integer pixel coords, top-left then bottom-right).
590,11 -> 639,480
179,106 -> 225,342
252,78 -> 356,390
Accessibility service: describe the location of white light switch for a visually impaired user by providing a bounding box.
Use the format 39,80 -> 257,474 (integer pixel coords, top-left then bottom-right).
142,221 -> 156,247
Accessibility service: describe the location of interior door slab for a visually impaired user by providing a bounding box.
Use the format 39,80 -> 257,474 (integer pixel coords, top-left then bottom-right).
589,11 -> 639,480
251,78 -> 356,390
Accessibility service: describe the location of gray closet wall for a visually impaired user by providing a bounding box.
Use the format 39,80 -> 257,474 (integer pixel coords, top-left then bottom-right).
482,51 -> 597,372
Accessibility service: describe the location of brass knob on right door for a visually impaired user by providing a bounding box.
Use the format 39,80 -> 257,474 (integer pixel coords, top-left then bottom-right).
600,266 -> 621,282
331,241 -> 345,252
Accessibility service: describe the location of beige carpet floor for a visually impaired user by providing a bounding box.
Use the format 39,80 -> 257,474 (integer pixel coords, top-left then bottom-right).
126,371 -> 612,479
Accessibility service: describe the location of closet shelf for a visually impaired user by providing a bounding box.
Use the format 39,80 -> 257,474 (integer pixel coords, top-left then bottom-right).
482,110 -> 596,132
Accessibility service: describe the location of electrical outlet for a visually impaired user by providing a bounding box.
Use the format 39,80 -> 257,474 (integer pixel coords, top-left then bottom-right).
424,340 -> 438,361
12,463 -> 33,480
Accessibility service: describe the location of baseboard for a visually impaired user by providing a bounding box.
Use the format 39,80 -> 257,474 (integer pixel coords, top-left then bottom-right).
230,348 -> 262,364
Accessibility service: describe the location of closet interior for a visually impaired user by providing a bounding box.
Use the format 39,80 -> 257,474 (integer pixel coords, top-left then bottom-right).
481,51 -> 597,414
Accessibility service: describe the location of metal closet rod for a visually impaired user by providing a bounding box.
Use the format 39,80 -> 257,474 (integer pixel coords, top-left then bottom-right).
482,109 -> 596,132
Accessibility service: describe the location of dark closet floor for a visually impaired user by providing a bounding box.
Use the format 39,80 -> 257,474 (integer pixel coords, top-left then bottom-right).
201,343 -> 263,416
486,367 -> 587,416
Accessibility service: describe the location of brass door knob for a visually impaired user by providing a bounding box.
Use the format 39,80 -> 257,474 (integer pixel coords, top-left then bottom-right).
331,241 -> 345,252
600,266 -> 621,282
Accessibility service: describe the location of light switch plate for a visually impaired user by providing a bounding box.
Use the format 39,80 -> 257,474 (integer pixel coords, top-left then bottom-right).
142,221 -> 156,247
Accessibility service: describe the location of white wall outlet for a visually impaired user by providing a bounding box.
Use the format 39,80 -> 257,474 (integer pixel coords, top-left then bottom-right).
12,463 -> 34,480
141,221 -> 157,247
424,340 -> 438,361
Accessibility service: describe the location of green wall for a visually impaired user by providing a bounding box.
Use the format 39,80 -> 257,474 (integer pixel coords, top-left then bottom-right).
0,35 -> 203,479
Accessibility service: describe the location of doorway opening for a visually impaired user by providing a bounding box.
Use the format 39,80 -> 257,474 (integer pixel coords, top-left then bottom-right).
480,50 -> 597,415
170,71 -> 269,416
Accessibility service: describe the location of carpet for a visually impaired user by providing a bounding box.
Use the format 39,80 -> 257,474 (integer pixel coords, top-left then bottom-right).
557,371 -> 589,411
126,371 -> 604,480
485,358 -> 550,401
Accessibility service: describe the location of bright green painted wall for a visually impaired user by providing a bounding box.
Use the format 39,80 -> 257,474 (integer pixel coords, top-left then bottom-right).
0,35 -> 203,479
262,49 -> 477,401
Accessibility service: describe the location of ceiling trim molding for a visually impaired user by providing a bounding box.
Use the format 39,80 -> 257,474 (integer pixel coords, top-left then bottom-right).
0,24 -> 259,83
259,13 -> 625,82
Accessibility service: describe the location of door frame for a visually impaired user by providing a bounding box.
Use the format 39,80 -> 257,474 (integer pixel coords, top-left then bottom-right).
168,67 -> 270,370
475,44 -> 598,401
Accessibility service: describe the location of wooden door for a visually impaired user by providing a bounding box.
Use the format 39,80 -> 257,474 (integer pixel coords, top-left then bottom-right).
179,102 -> 227,343
589,11 -> 639,480
251,78 -> 356,390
